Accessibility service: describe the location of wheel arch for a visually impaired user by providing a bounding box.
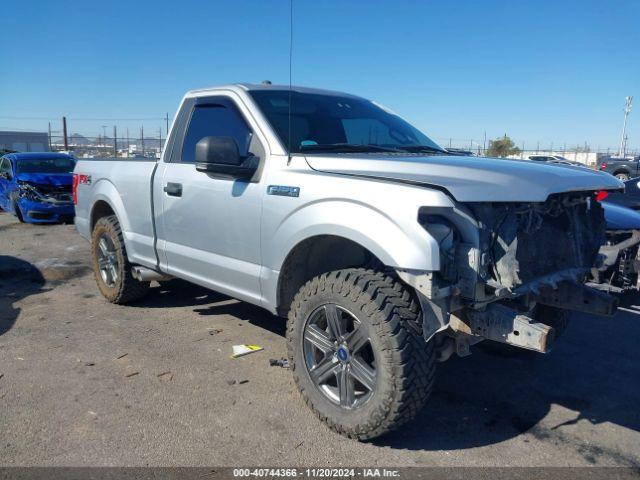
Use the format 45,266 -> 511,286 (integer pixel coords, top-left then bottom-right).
88,180 -> 131,234
267,202 -> 440,316
613,168 -> 631,177
275,234 -> 386,317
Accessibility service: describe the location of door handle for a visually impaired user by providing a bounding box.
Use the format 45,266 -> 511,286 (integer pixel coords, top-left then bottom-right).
164,182 -> 183,197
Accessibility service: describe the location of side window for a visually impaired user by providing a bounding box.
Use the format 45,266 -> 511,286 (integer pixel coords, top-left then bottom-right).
181,101 -> 253,163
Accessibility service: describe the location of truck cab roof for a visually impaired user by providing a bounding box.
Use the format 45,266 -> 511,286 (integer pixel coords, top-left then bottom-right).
185,83 -> 362,100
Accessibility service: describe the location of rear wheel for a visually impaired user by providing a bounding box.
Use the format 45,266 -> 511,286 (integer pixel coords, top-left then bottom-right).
91,215 -> 150,304
287,268 -> 435,440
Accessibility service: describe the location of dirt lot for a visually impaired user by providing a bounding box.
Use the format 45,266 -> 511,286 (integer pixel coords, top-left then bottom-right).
0,211 -> 639,467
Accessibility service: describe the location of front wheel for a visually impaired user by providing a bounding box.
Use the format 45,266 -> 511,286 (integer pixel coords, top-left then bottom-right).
91,215 -> 150,304
287,268 -> 435,440
615,172 -> 631,181
10,193 -> 25,223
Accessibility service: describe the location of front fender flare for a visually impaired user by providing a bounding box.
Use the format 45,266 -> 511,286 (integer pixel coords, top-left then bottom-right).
268,200 -> 440,273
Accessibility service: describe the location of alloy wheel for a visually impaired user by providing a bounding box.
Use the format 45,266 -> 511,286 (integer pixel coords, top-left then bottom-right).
96,234 -> 119,287
302,303 -> 377,409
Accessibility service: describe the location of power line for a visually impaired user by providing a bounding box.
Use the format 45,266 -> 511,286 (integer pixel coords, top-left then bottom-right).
0,115 -> 166,121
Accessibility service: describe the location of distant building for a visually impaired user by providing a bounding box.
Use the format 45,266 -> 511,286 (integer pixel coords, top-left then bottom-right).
0,131 -> 50,152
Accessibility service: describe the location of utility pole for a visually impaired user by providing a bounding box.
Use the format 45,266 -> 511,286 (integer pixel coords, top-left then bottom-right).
113,126 -> 118,157
483,131 -> 487,155
158,127 -> 162,158
619,96 -> 633,157
62,116 -> 68,151
165,113 -> 170,138
141,126 -> 145,157
48,122 -> 52,151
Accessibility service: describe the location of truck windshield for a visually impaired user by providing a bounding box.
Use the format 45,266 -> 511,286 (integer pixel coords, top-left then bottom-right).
249,90 -> 445,154
16,157 -> 76,174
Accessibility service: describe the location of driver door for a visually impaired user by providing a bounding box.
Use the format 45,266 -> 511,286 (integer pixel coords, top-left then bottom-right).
156,95 -> 265,305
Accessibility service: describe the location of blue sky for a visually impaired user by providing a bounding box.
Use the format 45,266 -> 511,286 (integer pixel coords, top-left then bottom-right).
1,0 -> 638,150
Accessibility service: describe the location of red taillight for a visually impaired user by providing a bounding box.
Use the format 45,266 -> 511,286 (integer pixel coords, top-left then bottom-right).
595,190 -> 609,202
72,173 -> 79,204
600,162 -> 607,170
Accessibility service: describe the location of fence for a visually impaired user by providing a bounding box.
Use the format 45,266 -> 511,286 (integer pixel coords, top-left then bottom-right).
1,126 -> 638,163
47,134 -> 165,159
431,136 -> 639,160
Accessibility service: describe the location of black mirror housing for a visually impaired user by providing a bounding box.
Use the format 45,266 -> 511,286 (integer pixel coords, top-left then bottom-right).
194,136 -> 256,179
195,136 -> 241,166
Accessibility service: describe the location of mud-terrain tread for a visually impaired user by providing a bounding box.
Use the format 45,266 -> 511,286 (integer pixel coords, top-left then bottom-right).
91,215 -> 149,304
287,268 -> 435,440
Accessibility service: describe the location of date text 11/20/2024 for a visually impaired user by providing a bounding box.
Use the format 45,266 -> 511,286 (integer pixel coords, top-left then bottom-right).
232,468 -> 400,478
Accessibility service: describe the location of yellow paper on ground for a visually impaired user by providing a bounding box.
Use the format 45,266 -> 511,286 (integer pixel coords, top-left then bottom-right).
231,344 -> 264,358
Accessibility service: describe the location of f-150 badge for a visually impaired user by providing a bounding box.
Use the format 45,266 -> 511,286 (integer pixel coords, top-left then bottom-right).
267,185 -> 300,198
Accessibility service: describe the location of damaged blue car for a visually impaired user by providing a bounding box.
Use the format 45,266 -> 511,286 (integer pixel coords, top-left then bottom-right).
0,152 -> 76,223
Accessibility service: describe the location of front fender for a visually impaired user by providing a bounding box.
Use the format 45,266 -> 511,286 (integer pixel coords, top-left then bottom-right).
268,199 -> 440,273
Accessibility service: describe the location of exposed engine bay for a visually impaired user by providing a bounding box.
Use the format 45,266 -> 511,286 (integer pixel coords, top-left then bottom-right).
406,192 -> 618,357
590,229 -> 640,293
470,192 -> 605,295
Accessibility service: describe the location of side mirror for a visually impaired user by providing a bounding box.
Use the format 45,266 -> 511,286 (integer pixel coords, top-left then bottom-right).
195,136 -> 255,179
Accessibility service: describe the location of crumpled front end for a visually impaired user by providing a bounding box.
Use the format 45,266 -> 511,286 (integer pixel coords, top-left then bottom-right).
16,181 -> 75,223
469,192 -> 606,296
406,191 -> 618,357
590,202 -> 640,293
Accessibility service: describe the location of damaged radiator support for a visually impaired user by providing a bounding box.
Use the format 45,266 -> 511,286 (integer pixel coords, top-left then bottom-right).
534,281 -> 618,316
460,304 -> 554,353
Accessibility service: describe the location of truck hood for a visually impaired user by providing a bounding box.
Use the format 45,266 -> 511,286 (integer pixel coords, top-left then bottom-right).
16,172 -> 73,187
304,154 -> 623,202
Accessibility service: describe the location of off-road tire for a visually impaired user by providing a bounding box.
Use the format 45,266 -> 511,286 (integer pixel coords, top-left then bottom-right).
615,172 -> 631,181
287,268 -> 436,440
91,215 -> 150,304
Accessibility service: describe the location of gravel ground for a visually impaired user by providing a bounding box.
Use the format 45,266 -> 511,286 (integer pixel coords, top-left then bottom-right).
0,211 -> 639,467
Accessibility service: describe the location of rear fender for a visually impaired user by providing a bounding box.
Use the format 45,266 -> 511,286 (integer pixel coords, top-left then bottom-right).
89,179 -> 130,232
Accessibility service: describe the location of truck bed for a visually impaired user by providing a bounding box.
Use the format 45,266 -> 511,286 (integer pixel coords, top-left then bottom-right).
74,158 -> 159,269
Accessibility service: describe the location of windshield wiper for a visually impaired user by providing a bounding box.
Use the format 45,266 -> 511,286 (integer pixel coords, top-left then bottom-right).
394,145 -> 448,154
298,143 -> 403,153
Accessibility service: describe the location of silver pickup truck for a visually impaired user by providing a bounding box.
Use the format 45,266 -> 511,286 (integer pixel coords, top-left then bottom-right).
74,83 -> 622,440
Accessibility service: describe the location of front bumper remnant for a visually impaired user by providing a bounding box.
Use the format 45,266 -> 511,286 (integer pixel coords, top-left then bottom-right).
463,304 -> 554,353
534,281 -> 618,317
